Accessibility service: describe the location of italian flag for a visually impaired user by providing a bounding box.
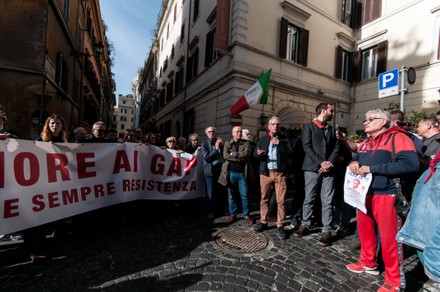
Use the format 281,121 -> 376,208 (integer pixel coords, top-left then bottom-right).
230,69 -> 271,117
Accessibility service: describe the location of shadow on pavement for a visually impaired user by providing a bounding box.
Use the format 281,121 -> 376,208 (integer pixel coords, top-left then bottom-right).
0,199 -> 213,290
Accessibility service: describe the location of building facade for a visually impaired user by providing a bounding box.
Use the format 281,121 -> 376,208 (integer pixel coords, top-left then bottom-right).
113,94 -> 135,135
0,0 -> 115,139
137,0 -> 440,139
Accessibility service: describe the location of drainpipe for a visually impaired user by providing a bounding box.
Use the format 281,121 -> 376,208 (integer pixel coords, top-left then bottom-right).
182,0 -> 192,136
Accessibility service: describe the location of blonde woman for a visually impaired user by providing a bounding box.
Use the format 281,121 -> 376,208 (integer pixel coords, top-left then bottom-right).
36,114 -> 68,142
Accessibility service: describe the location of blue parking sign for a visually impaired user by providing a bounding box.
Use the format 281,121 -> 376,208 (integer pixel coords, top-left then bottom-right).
378,68 -> 399,98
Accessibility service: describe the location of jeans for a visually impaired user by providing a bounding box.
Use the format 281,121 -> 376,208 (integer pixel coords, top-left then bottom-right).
397,164 -> 440,282
205,170 -> 222,213
227,172 -> 249,216
302,171 -> 335,233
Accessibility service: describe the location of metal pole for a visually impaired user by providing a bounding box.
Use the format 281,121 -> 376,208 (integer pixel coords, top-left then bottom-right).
400,66 -> 407,112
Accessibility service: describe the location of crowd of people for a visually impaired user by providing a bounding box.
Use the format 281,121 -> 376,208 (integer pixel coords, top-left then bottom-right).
1,103 -> 440,291
200,104 -> 440,292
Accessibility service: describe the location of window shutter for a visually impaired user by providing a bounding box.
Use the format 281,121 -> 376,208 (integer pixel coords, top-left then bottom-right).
56,53 -> 63,86
438,27 -> 440,60
299,28 -> 309,66
352,50 -> 361,82
335,46 -> 343,79
376,40 -> 388,75
62,63 -> 68,90
354,0 -> 363,28
347,51 -> 353,83
279,17 -> 288,59
372,0 -> 382,21
363,0 -> 371,25
205,30 -> 214,67
193,48 -> 199,78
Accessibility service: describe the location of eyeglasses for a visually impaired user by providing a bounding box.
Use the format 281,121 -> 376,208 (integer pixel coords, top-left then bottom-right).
167,141 -> 176,143
363,117 -> 384,124
207,130 -> 215,133
270,123 -> 279,126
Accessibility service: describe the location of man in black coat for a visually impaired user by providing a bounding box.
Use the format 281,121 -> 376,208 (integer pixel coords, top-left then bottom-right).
294,103 -> 340,247
253,116 -> 294,240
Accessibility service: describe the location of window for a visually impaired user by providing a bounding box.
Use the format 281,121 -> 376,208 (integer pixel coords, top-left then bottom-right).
361,46 -> 378,79
166,80 -> 174,101
341,0 -> 352,26
63,0 -> 70,20
186,48 -> 199,83
193,0 -> 200,22
287,25 -> 300,62
56,53 -> 68,90
352,40 -> 387,81
279,17 -> 309,66
175,66 -> 184,94
437,25 -> 440,60
335,46 -> 352,82
183,109 -> 195,138
205,28 -> 219,66
362,0 -> 381,25
180,24 -> 185,43
159,90 -> 165,108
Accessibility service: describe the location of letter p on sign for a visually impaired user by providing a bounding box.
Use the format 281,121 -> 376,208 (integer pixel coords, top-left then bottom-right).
378,68 -> 399,98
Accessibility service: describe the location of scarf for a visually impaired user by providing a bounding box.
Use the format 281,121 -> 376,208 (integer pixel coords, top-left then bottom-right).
424,150 -> 440,183
313,118 -> 327,129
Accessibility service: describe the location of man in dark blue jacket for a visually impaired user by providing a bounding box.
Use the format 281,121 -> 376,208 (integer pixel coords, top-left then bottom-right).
201,126 -> 224,218
294,103 -> 339,247
254,116 -> 293,240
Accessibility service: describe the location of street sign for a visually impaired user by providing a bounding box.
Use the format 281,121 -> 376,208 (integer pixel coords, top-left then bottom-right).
378,68 -> 399,98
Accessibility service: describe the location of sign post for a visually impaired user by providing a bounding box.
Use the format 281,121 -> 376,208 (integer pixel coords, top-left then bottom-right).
399,66 -> 407,112
378,68 -> 399,99
378,67 -> 415,111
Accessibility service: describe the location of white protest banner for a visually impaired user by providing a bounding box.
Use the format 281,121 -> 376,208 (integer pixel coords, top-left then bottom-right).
0,139 -> 205,235
343,167 -> 372,214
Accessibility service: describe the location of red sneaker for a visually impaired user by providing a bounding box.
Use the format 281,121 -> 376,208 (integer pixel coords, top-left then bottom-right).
244,216 -> 253,224
346,262 -> 379,275
377,281 -> 400,292
226,215 -> 236,224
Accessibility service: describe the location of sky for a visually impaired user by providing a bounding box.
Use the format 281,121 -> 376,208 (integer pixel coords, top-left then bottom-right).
100,0 -> 163,98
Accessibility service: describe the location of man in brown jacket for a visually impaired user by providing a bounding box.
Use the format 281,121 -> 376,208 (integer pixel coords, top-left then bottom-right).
218,126 -> 253,224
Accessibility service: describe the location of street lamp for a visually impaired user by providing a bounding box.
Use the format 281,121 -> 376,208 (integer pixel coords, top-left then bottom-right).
260,112 -> 268,127
77,42 -> 104,57
94,42 -> 104,55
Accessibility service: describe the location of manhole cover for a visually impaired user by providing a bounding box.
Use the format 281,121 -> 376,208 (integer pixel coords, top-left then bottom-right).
215,227 -> 268,254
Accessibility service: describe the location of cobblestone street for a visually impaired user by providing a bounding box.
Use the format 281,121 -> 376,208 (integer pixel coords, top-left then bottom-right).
0,200 -> 438,291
